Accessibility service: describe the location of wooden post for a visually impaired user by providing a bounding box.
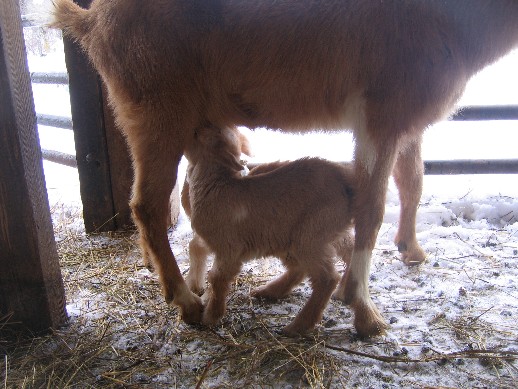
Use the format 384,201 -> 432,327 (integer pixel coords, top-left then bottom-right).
62,22 -> 121,232
0,0 -> 67,333
101,83 -> 135,230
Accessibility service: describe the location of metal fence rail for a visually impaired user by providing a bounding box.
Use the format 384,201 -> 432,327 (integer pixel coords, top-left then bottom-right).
451,105 -> 518,121
31,71 -> 69,84
424,159 -> 518,174
37,113 -> 72,129
41,148 -> 77,168
31,72 -> 73,130
248,159 -> 518,175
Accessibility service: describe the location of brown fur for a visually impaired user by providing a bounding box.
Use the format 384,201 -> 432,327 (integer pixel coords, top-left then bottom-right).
183,126 -> 355,335
51,0 -> 518,336
181,128 -> 255,294
181,130 -> 354,302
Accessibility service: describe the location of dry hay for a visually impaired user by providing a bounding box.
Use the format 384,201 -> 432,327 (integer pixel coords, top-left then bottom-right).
1,203 -> 517,388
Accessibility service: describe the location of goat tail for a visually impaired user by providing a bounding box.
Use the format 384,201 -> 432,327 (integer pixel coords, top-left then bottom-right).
49,0 -> 91,41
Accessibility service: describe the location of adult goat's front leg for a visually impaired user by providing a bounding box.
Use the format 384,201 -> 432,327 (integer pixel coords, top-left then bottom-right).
334,137 -> 397,337
129,132 -> 202,324
393,136 -> 427,265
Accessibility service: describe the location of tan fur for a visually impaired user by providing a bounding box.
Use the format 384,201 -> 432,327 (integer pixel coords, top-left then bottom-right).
51,0 -> 518,336
184,126 -> 355,336
182,128 -> 254,294
182,131 -> 354,301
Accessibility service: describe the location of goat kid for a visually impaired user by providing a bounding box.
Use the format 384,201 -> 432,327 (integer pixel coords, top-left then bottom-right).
183,126 -> 355,336
52,0 -> 518,337
181,129 -> 354,299
181,127 -> 255,295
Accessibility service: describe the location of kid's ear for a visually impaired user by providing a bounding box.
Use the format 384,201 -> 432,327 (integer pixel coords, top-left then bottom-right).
216,150 -> 245,171
197,126 -> 244,171
238,132 -> 254,157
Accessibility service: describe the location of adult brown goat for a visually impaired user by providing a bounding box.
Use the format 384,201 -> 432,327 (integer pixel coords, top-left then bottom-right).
52,0 -> 518,337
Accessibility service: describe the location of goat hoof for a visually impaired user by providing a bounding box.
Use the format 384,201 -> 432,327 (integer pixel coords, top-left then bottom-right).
202,312 -> 222,327
352,300 -> 388,338
400,247 -> 427,267
202,302 -> 224,326
396,240 -> 427,266
179,294 -> 204,324
281,323 -> 310,337
181,306 -> 203,324
355,319 -> 388,338
251,287 -> 280,301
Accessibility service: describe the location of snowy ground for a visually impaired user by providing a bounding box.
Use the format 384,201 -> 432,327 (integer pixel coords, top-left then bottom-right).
14,28 -> 518,387
39,159 -> 518,388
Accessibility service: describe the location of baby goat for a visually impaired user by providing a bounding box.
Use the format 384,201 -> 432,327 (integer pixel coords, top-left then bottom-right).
181,130 -> 354,297
184,126 -> 355,335
182,128 -> 254,295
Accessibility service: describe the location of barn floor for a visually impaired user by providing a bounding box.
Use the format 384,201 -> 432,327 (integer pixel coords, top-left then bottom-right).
2,159 -> 517,388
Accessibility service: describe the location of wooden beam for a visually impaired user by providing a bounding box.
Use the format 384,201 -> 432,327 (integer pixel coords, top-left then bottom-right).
62,31 -> 118,232
0,0 -> 66,333
101,83 -> 134,230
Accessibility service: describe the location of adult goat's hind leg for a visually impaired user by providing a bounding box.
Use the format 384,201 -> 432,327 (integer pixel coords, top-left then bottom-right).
393,136 -> 427,265
334,132 -> 398,337
128,122 -> 203,324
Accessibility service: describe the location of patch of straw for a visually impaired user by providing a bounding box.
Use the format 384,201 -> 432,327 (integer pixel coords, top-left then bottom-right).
1,203 -> 517,388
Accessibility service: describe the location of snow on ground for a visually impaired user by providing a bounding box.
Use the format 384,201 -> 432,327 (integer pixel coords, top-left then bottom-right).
21,32 -> 518,387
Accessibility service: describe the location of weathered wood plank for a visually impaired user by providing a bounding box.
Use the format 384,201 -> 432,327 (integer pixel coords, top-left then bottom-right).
0,0 -> 67,333
62,32 -> 117,232
101,84 -> 134,230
